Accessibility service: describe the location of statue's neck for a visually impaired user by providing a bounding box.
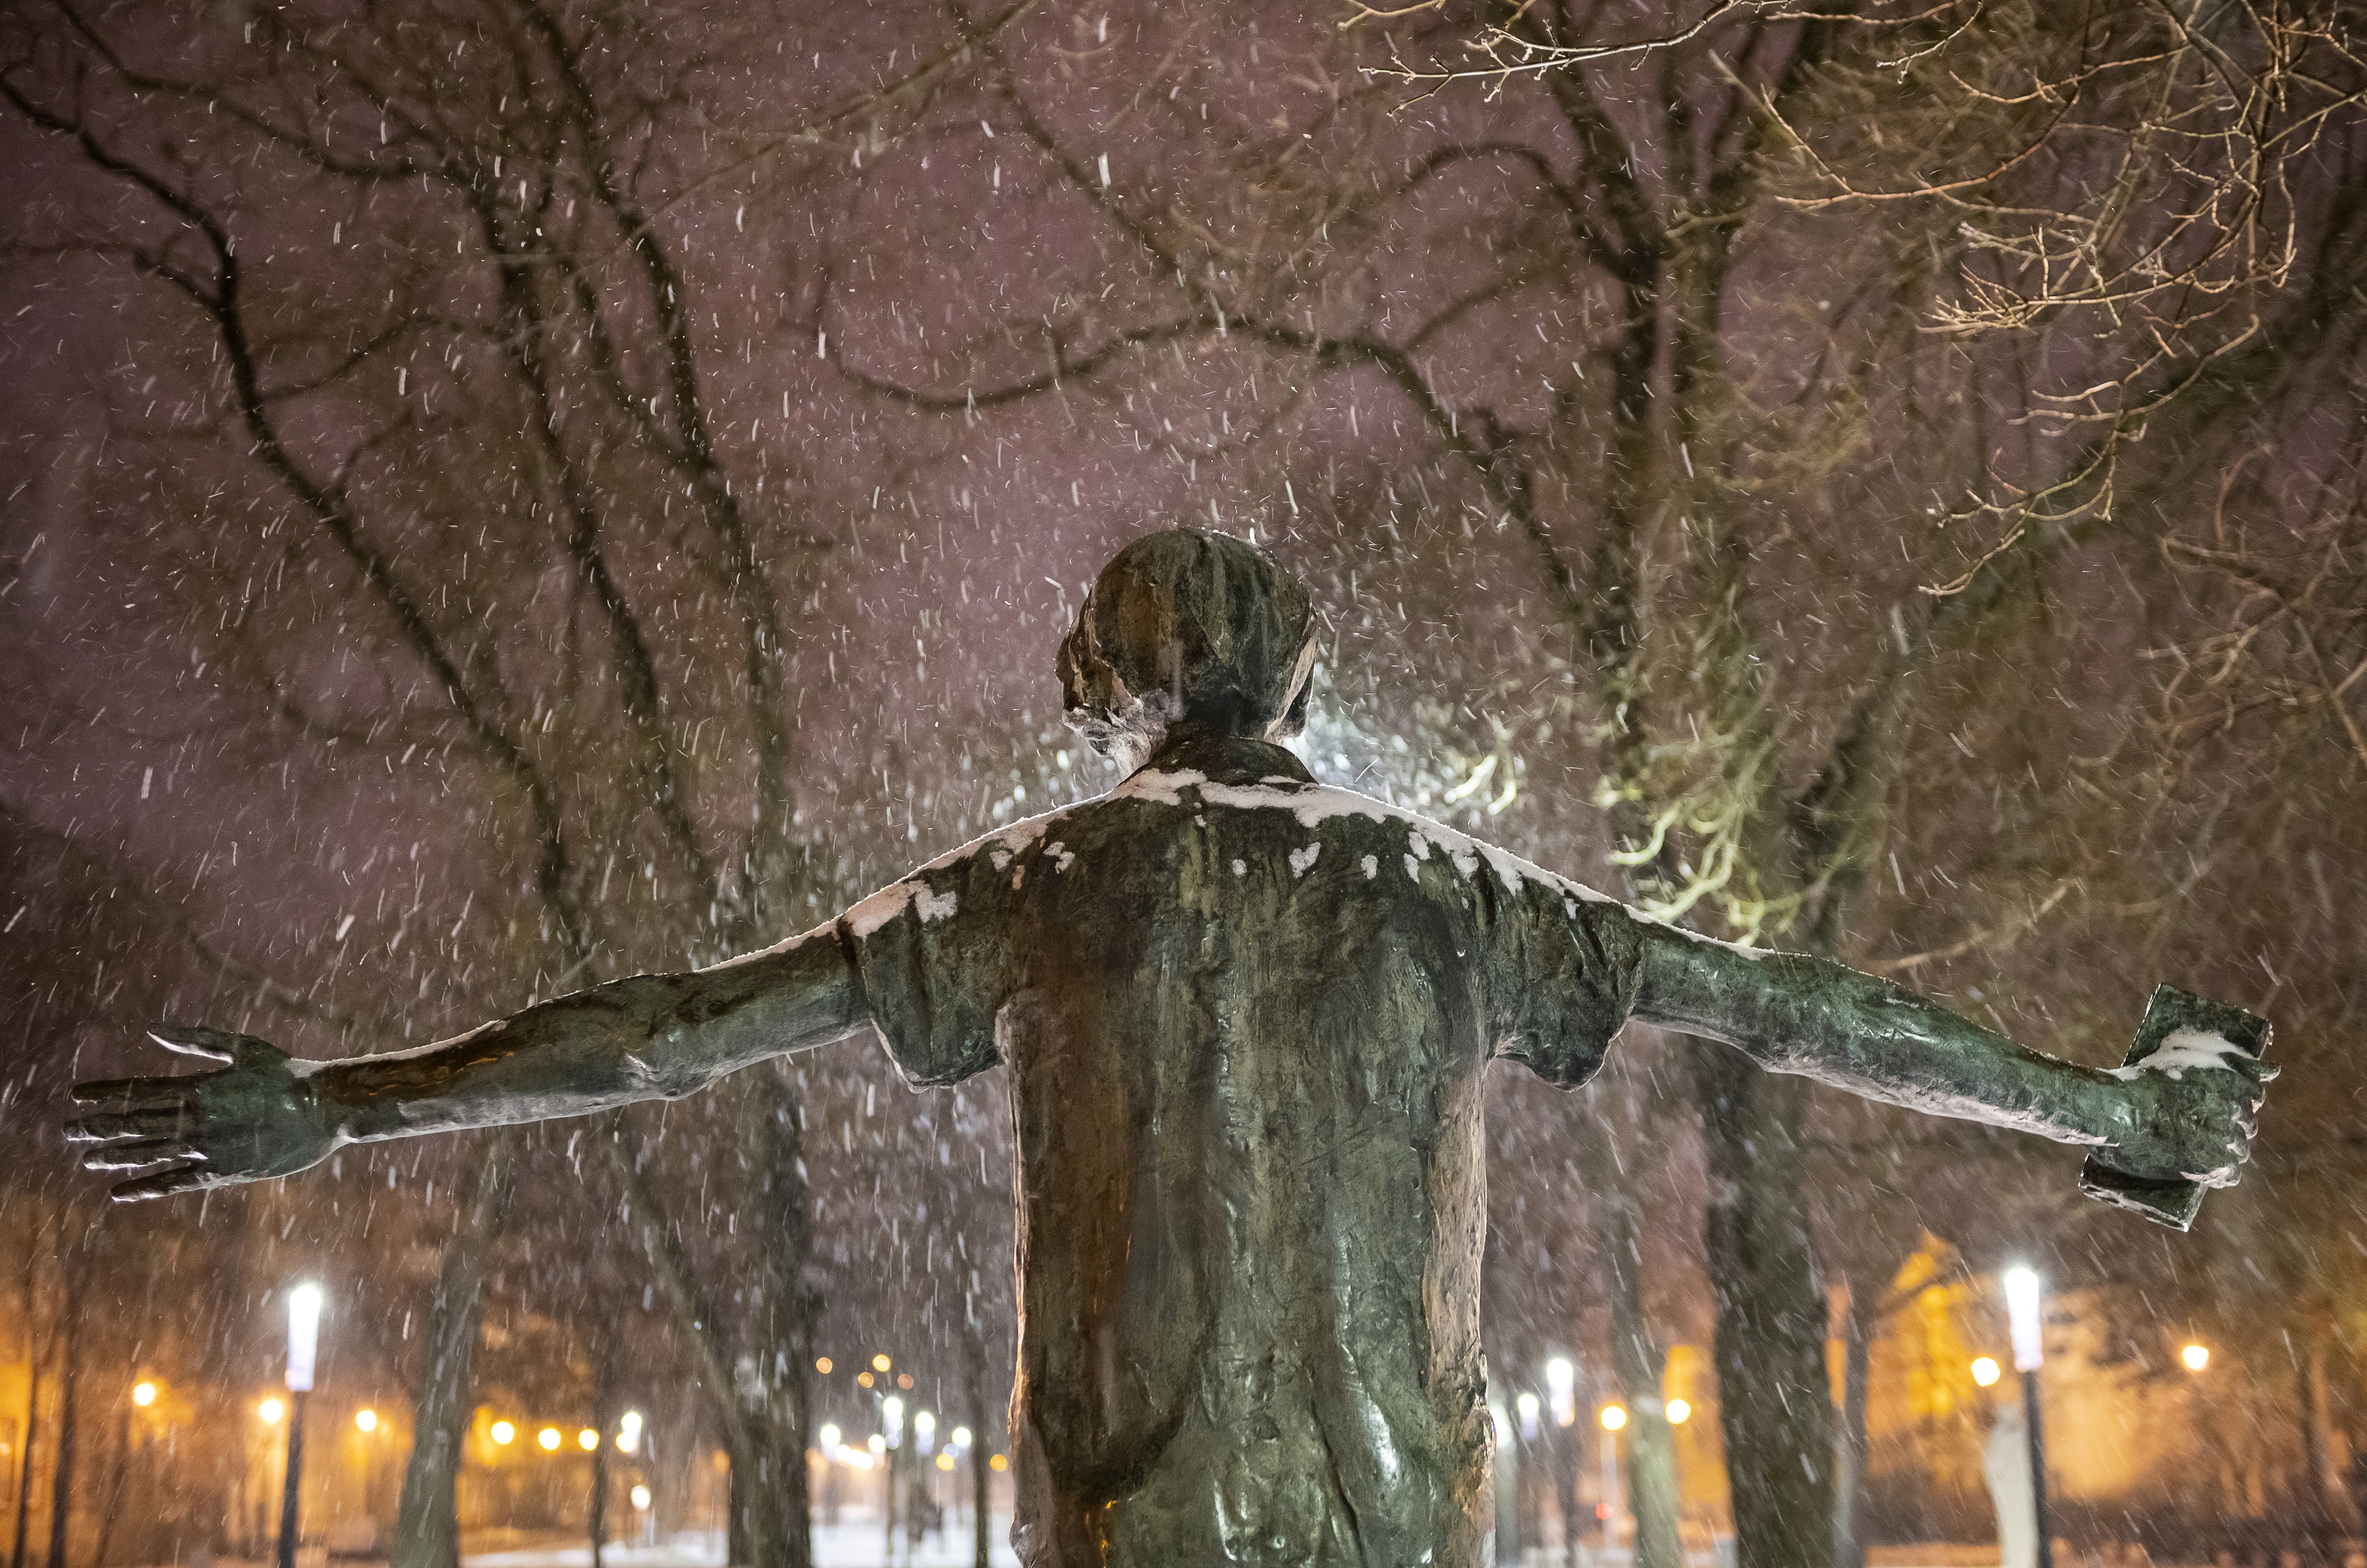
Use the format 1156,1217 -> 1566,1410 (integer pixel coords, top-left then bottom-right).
1135,727 -> 1313,789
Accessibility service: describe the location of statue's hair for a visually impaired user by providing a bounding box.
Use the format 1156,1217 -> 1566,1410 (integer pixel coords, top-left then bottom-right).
1057,528 -> 1317,770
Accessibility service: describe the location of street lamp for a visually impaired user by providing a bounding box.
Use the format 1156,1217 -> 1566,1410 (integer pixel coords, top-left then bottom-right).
131,1382 -> 157,1408
1664,1399 -> 1691,1425
1545,1358 -> 1576,1428
2181,1343 -> 2210,1373
277,1283 -> 323,1568
490,1421 -> 516,1446
2002,1266 -> 2053,1568
1970,1357 -> 2002,1388
538,1428 -> 562,1452
1515,1391 -> 1541,1442
616,1411 -> 643,1455
354,1410 -> 377,1433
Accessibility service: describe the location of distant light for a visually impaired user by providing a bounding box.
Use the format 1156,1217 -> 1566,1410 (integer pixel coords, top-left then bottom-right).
990,1453 -> 1008,1472
2003,1267 -> 2044,1372
838,1445 -> 876,1470
897,1374 -> 913,1390
2182,1343 -> 2211,1373
857,1372 -> 874,1389
1599,1404 -> 1628,1432
578,1428 -> 600,1451
1665,1399 -> 1691,1425
629,1485 -> 652,1511
818,1423 -> 842,1451
951,1426 -> 973,1450
131,1382 -> 157,1408
259,1398 -> 285,1426
1515,1391 -> 1540,1441
617,1411 -> 642,1454
538,1427 -> 562,1451
867,1434 -> 885,1456
871,1354 -> 892,1373
935,1452 -> 955,1471
1546,1358 -> 1576,1427
355,1409 -> 378,1432
1971,1357 -> 2002,1388
286,1283 -> 324,1393
915,1411 -> 936,1445
491,1421 -> 516,1446
815,1357 -> 834,1375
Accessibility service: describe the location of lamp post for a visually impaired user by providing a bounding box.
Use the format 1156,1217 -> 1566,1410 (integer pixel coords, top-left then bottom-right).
881,1395 -> 904,1564
1598,1404 -> 1627,1556
2002,1266 -> 2051,1568
277,1283 -> 322,1568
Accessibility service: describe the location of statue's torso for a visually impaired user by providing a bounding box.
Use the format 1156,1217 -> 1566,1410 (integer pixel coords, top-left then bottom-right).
840,739 -> 1637,1566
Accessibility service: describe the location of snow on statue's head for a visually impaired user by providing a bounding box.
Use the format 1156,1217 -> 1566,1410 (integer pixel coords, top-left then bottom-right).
1057,527 -> 1317,772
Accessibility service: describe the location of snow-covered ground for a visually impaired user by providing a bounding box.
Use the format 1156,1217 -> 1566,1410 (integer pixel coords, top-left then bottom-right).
458,1523 -> 1021,1568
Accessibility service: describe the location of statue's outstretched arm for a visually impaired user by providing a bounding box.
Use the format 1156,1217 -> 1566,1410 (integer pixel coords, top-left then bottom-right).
64,926 -> 866,1200
1626,919 -> 2270,1189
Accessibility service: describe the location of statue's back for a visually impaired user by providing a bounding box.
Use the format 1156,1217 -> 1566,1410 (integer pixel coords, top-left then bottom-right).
840,735 -> 1638,1566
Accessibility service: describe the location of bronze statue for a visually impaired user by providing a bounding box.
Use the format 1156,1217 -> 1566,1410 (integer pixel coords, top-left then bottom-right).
68,529 -> 2270,1565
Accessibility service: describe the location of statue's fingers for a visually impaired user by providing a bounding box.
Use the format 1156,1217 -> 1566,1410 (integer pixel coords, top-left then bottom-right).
82,1138 -> 198,1172
146,1024 -> 242,1064
107,1162 -> 212,1202
64,1107 -> 191,1143
69,1077 -> 188,1110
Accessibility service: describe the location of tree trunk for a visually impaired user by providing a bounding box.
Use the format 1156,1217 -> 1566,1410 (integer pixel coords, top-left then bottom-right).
738,1067 -> 816,1568
2304,1327 -> 2362,1536
41,1273 -> 73,1568
728,1461 -> 752,1568
1832,1279 -> 1871,1568
1553,1426 -> 1581,1568
391,1131 -> 520,1568
1604,1189 -> 1685,1568
613,1070 -> 815,1568
1693,1056 -> 1833,1568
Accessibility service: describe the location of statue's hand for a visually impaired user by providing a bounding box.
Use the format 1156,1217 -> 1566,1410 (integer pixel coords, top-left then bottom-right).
65,1026 -> 336,1201
2102,1047 -> 2274,1191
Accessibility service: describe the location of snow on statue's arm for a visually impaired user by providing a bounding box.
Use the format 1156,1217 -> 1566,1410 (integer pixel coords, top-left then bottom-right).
63,924 -> 869,1201
1618,911 -> 2271,1189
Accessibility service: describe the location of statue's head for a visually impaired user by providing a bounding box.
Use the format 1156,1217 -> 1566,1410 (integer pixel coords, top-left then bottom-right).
1057,528 -> 1317,771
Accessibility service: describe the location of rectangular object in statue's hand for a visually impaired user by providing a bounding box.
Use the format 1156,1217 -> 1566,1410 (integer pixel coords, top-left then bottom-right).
2078,984 -> 2270,1232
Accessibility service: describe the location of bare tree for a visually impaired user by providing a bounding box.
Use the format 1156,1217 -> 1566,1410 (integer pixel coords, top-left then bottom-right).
0,0 -> 1002,1558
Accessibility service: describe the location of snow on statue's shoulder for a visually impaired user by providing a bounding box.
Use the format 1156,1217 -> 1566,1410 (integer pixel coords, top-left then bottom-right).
841,803 -> 1084,939
1115,768 -> 1619,908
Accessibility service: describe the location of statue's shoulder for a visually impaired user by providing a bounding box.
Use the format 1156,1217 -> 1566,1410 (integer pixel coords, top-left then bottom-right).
1106,769 -> 1619,910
